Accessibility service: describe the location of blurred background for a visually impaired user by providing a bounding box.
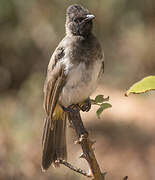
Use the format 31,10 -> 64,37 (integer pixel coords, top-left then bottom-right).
0,0 -> 155,179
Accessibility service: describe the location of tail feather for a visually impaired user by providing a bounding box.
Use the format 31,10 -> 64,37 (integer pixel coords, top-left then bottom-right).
42,104 -> 67,170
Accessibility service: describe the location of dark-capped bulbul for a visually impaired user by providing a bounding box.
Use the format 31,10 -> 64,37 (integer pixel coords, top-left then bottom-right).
42,4 -> 104,171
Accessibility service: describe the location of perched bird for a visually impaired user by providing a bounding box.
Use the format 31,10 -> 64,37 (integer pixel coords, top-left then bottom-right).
42,4 -> 104,170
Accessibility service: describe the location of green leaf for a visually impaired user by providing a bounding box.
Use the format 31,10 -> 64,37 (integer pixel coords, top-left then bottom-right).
96,103 -> 112,118
95,95 -> 109,103
125,76 -> 155,96
95,95 -> 104,103
96,107 -> 104,118
101,103 -> 112,109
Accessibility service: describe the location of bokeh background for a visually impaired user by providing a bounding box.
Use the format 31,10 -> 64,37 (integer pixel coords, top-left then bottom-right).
0,0 -> 155,179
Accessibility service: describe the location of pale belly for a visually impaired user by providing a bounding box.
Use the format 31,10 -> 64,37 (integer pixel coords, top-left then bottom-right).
59,60 -> 101,107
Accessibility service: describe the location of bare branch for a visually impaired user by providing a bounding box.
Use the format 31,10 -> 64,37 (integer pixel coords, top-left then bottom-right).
68,108 -> 103,180
60,160 -> 92,178
67,106 -> 128,180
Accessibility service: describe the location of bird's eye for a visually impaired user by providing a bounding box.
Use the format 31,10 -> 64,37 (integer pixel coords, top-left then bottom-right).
74,17 -> 84,23
78,17 -> 85,22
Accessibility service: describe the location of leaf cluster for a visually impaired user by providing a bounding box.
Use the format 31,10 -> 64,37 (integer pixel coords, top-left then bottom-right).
91,95 -> 112,118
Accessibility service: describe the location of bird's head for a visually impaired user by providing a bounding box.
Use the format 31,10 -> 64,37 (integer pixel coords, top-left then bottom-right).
66,4 -> 95,37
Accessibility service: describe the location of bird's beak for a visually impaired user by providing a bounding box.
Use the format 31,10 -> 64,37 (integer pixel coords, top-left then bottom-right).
85,14 -> 95,21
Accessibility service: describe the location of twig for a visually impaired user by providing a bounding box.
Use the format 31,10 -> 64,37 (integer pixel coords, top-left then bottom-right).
60,160 -> 92,178
67,106 -> 128,180
68,108 -> 103,180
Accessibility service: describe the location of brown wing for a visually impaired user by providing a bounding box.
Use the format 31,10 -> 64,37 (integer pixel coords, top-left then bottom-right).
43,46 -> 65,114
42,63 -> 66,137
42,46 -> 66,167
43,63 -> 66,118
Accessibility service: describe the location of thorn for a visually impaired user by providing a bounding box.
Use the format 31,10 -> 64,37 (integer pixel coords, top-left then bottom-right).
74,134 -> 88,144
74,140 -> 80,144
79,153 -> 86,159
41,167 -> 46,172
102,172 -> 107,177
68,124 -> 74,128
79,134 -> 86,142
55,159 -> 60,163
53,160 -> 60,168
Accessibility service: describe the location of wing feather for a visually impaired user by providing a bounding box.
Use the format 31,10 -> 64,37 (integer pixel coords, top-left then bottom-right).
42,46 -> 66,153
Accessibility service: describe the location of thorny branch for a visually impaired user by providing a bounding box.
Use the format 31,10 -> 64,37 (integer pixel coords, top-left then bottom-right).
68,107 -> 103,180
62,106 -> 128,180
60,160 -> 91,178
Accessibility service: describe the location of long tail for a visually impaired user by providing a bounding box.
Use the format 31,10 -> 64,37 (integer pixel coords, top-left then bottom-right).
42,104 -> 67,170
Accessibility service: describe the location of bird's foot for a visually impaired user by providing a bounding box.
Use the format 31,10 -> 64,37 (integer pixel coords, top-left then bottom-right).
61,98 -> 91,113
78,98 -> 91,112
61,104 -> 80,113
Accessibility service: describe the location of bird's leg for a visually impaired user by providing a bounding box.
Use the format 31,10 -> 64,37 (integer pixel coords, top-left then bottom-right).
60,98 -> 91,113
78,98 -> 91,112
61,104 -> 80,128
60,104 -> 80,113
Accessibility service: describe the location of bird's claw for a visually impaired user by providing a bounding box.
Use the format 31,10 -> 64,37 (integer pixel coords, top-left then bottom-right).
79,98 -> 91,112
61,98 -> 91,113
61,104 -> 80,113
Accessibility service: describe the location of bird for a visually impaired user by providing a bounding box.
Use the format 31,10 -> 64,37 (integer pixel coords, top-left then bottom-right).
42,4 -> 104,171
